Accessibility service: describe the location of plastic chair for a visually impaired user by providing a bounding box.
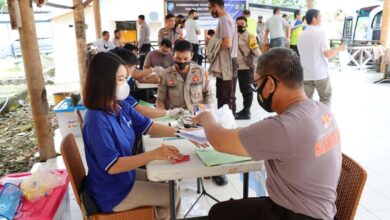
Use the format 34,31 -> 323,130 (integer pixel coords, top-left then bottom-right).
335,153 -> 367,220
60,134 -> 155,220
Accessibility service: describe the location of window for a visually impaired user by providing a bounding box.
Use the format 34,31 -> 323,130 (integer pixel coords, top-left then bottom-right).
372,11 -> 382,30
354,16 -> 369,40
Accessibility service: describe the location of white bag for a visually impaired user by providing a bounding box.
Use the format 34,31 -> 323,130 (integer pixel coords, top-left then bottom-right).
213,104 -> 236,129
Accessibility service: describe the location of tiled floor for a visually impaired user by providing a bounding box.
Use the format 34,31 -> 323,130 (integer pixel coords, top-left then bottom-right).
37,66 -> 390,219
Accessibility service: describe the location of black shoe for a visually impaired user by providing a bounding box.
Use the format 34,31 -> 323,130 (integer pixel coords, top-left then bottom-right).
212,175 -> 228,186
235,108 -> 251,120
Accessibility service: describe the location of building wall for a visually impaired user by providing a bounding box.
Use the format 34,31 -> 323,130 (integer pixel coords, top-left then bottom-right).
51,0 -> 164,84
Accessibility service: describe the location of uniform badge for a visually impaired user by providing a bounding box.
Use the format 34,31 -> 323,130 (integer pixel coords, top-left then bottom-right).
167,80 -> 175,86
192,75 -> 200,82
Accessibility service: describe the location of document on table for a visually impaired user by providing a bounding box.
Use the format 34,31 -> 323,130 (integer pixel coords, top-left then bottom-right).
196,148 -> 252,167
177,129 -> 208,144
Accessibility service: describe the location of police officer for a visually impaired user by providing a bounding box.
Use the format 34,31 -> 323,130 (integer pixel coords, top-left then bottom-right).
156,40 -> 212,110
158,14 -> 182,45
236,16 -> 261,120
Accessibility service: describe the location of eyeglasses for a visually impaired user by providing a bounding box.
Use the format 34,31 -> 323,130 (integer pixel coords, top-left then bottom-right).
251,75 -> 280,92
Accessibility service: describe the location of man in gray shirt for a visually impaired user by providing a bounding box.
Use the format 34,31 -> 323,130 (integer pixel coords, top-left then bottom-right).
137,15 -> 151,69
194,48 -> 341,220
185,9 -> 201,64
264,7 -> 291,48
208,0 -> 238,186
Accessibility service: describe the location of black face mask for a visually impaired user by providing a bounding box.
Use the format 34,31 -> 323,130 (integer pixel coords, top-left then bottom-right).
175,61 -> 190,71
237,26 -> 246,33
194,16 -> 199,20
211,10 -> 219,18
256,76 -> 278,113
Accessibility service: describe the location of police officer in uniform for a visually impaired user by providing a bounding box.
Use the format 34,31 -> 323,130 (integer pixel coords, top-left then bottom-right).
158,14 -> 182,45
236,16 -> 261,120
156,40 -> 213,110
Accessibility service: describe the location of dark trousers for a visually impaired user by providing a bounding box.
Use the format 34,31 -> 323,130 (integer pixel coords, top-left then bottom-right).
237,68 -> 254,109
209,197 -> 321,220
191,43 -> 199,63
290,45 -> 300,56
139,44 -> 151,69
270,37 -> 285,48
216,58 -> 238,114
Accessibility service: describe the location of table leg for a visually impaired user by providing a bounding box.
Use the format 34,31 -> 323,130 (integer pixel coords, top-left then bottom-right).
169,180 -> 176,220
197,178 -> 201,194
243,172 -> 249,199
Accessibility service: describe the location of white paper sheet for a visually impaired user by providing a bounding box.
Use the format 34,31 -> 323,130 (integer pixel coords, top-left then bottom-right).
177,129 -> 208,144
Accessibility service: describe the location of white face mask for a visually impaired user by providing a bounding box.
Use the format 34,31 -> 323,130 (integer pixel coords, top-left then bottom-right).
115,81 -> 130,100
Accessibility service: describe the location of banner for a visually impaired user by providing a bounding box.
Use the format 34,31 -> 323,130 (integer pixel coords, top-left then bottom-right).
166,0 -> 247,30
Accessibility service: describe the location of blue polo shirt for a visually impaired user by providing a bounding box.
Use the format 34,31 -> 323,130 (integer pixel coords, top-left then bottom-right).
82,101 -> 153,213
125,95 -> 138,108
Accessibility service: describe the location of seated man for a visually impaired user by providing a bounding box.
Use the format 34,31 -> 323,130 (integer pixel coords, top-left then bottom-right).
194,48 -> 342,220
156,40 -> 212,110
141,39 -> 175,84
110,47 -> 183,119
144,39 -> 175,69
94,31 -> 115,52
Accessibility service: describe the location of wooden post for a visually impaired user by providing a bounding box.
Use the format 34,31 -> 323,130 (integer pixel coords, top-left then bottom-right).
18,0 -> 56,161
73,0 -> 88,93
93,0 -> 102,39
380,0 -> 390,74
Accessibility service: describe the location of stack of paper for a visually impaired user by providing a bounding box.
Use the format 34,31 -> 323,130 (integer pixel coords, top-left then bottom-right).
196,148 -> 252,167
177,129 -> 208,144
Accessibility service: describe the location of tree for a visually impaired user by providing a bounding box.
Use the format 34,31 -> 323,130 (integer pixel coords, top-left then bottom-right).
0,0 -> 7,12
250,0 -> 305,9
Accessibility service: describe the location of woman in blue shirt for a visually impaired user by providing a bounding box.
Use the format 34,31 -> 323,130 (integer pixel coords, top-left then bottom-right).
82,52 -> 182,219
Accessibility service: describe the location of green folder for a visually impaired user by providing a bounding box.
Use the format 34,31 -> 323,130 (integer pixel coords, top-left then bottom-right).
196,148 -> 252,167
139,100 -> 155,108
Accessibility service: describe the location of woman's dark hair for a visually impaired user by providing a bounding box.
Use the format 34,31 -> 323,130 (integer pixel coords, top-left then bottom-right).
173,40 -> 192,53
305,9 -> 320,25
110,48 -> 138,66
256,48 -> 303,89
84,52 -> 126,112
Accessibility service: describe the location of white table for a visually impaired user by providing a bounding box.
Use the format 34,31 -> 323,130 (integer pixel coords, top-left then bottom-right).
143,136 -> 264,220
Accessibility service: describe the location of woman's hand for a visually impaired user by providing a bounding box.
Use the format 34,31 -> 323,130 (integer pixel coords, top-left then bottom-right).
151,144 -> 183,164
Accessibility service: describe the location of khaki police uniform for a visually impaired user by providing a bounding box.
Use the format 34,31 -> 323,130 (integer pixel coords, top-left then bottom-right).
238,32 -> 261,70
158,27 -> 182,44
237,31 -> 261,113
157,62 -> 213,109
